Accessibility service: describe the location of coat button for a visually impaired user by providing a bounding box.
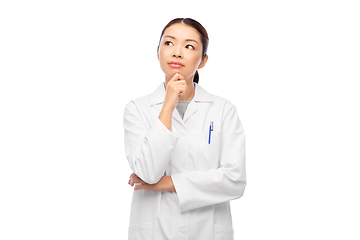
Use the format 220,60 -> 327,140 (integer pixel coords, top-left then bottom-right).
180,227 -> 188,235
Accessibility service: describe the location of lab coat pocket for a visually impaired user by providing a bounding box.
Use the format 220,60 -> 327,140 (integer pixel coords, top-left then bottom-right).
214,225 -> 234,240
198,130 -> 222,170
128,222 -> 153,240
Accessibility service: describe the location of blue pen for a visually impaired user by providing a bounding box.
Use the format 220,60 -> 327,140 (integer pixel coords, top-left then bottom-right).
208,121 -> 213,144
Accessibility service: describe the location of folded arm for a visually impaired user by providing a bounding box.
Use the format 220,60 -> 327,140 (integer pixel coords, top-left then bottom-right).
124,101 -> 178,184
171,106 -> 246,212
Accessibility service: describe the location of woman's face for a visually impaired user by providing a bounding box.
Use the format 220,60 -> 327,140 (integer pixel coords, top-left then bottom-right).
158,23 -> 207,82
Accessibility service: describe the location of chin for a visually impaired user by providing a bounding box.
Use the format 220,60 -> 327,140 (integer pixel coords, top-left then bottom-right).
164,70 -> 182,78
168,70 -> 193,79
161,66 -> 194,81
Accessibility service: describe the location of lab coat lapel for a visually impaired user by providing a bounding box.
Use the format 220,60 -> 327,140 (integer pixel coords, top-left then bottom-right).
182,100 -> 197,123
193,83 -> 215,103
172,108 -> 186,127
149,83 -> 166,106
183,83 -> 214,123
149,82 -> 214,128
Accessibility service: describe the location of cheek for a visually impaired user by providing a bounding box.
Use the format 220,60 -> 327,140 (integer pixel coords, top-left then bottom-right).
189,53 -> 203,68
159,45 -> 170,57
158,49 -> 169,64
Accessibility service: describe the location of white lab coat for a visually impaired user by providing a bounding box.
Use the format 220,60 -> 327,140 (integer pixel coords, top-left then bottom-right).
124,82 -> 246,240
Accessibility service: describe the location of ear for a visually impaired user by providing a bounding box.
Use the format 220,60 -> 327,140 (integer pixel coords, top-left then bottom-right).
197,55 -> 208,70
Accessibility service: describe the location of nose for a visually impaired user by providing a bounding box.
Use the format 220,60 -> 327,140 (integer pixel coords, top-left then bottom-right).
172,46 -> 182,58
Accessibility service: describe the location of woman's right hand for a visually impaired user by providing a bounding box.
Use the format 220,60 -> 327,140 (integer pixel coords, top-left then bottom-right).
163,73 -> 187,112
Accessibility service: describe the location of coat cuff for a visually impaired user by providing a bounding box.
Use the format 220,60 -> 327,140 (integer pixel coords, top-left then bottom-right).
170,173 -> 192,213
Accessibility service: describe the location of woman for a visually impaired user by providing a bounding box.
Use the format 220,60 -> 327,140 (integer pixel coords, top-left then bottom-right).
124,18 -> 246,240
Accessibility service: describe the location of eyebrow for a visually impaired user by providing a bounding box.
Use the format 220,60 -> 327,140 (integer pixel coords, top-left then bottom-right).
164,35 -> 199,44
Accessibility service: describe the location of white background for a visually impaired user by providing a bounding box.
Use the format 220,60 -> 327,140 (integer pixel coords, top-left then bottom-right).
1,0 -> 359,239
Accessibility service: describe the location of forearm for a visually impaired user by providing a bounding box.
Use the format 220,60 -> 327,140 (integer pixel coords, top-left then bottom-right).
158,106 -> 174,131
129,174 -> 176,192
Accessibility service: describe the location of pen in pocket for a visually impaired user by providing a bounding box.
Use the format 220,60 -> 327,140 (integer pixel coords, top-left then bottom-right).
208,121 -> 213,144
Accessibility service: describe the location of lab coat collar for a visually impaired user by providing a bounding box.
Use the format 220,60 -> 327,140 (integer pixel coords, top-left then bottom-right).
193,83 -> 215,103
149,82 -> 214,105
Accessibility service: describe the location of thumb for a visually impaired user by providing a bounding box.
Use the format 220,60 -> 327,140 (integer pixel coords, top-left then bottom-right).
134,183 -> 146,191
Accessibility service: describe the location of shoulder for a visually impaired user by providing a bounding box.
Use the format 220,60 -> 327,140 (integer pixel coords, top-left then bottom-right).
124,83 -> 164,111
126,93 -> 152,108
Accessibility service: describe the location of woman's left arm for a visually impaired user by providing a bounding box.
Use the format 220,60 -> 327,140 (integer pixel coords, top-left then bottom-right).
171,105 -> 246,212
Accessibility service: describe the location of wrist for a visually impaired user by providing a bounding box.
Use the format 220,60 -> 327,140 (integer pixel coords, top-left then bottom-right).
162,102 -> 176,112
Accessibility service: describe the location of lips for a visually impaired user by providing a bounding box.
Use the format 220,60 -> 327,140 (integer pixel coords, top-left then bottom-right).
168,61 -> 184,68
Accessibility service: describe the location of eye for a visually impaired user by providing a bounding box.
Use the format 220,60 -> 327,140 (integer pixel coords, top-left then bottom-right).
186,44 -> 194,50
165,41 -> 173,46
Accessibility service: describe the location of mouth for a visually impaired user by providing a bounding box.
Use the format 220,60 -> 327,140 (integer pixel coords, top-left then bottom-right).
168,61 -> 184,68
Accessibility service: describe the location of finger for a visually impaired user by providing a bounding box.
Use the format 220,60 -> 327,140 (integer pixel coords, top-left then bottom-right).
177,79 -> 186,85
128,173 -> 135,185
178,85 -> 187,95
173,81 -> 187,91
166,79 -> 186,93
134,183 -> 150,191
131,177 -> 139,186
132,175 -> 146,185
169,73 -> 179,82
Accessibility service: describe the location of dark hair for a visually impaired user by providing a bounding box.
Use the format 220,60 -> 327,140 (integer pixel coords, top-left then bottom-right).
157,18 -> 209,84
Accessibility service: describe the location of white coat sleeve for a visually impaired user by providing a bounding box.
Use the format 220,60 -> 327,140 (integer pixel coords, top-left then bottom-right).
123,101 -> 179,184
171,106 -> 246,212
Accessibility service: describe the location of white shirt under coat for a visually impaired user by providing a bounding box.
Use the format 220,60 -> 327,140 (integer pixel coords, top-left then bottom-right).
124,82 -> 246,240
